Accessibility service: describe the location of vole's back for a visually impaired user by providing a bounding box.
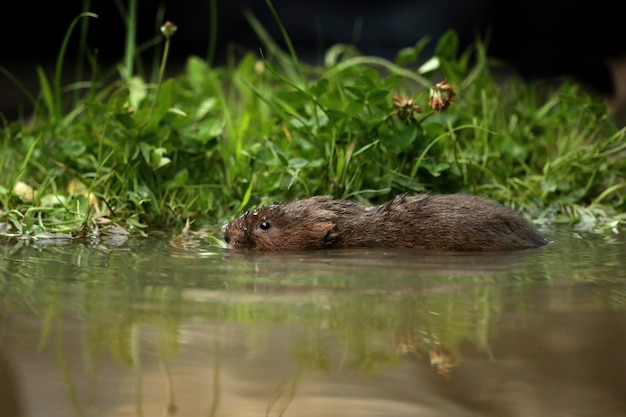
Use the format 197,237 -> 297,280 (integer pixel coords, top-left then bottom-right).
332,194 -> 547,251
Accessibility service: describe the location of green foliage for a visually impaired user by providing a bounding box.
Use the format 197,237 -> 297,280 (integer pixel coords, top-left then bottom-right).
1,14 -> 625,240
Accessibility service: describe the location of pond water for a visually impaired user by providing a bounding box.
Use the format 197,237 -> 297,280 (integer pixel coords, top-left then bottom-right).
0,226 -> 625,417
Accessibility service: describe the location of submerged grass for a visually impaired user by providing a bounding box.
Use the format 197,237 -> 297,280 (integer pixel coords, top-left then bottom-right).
1,7 -> 625,242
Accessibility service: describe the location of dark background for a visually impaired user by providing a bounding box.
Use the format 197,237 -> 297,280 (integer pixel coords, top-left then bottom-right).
2,0 -> 623,120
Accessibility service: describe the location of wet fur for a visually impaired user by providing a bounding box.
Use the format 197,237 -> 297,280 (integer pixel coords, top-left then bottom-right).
222,194 -> 549,252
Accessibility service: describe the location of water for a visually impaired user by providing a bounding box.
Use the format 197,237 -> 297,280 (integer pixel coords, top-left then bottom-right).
0,227 -> 625,417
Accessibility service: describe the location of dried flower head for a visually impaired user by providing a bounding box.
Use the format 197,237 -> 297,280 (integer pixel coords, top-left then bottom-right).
160,21 -> 178,39
391,94 -> 422,121
429,345 -> 457,378
428,79 -> 456,112
254,60 -> 265,75
393,333 -> 421,356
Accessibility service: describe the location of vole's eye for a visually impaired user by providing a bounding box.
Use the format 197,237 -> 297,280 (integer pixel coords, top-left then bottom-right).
259,220 -> 271,231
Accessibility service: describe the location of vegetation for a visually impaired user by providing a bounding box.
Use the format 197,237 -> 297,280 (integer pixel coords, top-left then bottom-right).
1,6 -> 626,244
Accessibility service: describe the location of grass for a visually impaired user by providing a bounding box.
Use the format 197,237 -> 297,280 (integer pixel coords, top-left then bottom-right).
1,7 -> 626,243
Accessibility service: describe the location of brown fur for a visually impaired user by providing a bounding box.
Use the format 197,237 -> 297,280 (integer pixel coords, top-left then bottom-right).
222,194 -> 549,252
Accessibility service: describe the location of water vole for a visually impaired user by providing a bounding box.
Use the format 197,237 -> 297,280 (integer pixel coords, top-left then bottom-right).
222,194 -> 549,252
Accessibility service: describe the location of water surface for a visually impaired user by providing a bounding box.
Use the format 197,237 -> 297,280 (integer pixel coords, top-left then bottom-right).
1,227 -> 625,417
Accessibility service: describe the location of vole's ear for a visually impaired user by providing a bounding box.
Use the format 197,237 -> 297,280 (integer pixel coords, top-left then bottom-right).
322,223 -> 339,247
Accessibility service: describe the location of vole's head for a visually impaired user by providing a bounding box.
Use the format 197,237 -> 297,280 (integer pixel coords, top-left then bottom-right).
222,196 -> 338,251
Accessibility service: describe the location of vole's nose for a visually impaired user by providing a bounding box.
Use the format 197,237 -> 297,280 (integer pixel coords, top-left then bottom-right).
222,224 -> 232,247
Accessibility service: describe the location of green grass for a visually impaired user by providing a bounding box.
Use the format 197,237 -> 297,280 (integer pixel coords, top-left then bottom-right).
1,8 -> 626,242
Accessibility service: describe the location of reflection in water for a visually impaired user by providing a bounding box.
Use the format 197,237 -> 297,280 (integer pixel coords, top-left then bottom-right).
440,310 -> 626,416
0,227 -> 624,416
0,350 -> 22,417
